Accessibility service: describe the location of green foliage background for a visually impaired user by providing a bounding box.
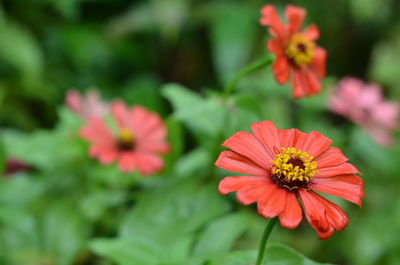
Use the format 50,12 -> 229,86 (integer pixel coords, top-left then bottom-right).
1,0 -> 400,264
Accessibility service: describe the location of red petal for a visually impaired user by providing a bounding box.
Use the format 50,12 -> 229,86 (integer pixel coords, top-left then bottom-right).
292,69 -> 306,99
300,190 -> 349,239
237,182 -> 276,205
310,174 -> 364,206
314,226 -> 334,240
111,100 -> 130,129
80,118 -> 114,147
134,152 -> 164,175
257,186 -> 287,218
222,131 -> 273,169
279,192 -> 302,229
292,129 -> 308,148
136,141 -> 170,153
131,105 -> 167,142
303,70 -> 321,96
218,176 -> 271,194
278,128 -> 296,148
250,121 -> 280,159
303,24 -> 319,41
310,47 -> 327,78
118,152 -> 136,172
267,38 -> 284,56
299,190 -> 329,232
294,131 -> 332,158
215,150 -> 268,176
260,5 -> 286,39
316,194 -> 349,232
272,56 -> 290,84
89,146 -> 117,164
313,147 -> 348,168
316,162 -> 360,178
285,4 -> 306,35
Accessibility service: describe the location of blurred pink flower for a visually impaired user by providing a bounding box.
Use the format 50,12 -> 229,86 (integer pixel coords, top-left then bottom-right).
80,101 -> 169,175
65,89 -> 108,120
328,77 -> 399,146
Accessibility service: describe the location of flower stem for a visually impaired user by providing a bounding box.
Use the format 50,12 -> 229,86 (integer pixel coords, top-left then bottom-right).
255,217 -> 278,265
223,54 -> 273,98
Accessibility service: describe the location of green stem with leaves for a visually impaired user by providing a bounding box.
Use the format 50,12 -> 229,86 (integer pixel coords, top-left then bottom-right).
223,54 -> 273,98
255,217 -> 278,265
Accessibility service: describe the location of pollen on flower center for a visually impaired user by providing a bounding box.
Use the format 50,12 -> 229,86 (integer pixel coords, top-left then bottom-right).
285,33 -> 314,67
271,147 -> 317,191
117,129 -> 135,151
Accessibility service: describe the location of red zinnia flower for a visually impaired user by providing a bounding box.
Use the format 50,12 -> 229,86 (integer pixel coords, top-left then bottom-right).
260,4 -> 327,98
80,101 -> 169,175
215,121 -> 363,239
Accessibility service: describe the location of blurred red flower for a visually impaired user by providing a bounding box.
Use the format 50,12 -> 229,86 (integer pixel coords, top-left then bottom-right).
215,121 -> 363,239
260,5 -> 326,98
329,77 -> 399,147
80,101 -> 169,175
66,89 -> 108,120
4,158 -> 33,176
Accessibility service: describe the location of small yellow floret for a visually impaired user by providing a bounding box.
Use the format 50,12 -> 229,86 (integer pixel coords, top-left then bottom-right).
271,147 -> 317,184
119,129 -> 134,144
285,33 -> 314,67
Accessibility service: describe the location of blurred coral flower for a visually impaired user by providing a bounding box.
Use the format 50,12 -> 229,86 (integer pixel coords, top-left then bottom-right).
80,101 -> 169,175
260,4 -> 326,98
66,89 -> 108,120
329,77 -> 399,147
215,121 -> 363,239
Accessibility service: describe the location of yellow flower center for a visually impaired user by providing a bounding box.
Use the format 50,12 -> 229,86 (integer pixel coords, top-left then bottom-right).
285,33 -> 314,67
117,129 -> 134,150
271,147 -> 317,191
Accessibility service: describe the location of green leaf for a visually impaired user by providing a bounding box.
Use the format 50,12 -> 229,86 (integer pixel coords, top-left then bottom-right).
3,108 -> 84,170
0,176 -> 44,207
90,235 -> 193,265
209,250 -> 256,265
120,180 -> 230,240
369,27 -> 400,99
90,238 -> 164,265
350,127 -> 396,174
40,202 -> 90,265
262,244 -> 334,265
225,94 -> 263,136
45,0 -> 83,19
349,0 -> 390,23
210,2 -> 257,83
210,244 -> 335,265
0,205 -> 39,248
174,147 -> 211,178
0,21 -> 43,79
90,179 -> 230,265
164,117 -> 185,173
121,75 -> 166,114
60,26 -> 110,69
80,189 -> 127,221
162,84 -> 227,143
193,212 -> 251,260
0,136 -> 5,175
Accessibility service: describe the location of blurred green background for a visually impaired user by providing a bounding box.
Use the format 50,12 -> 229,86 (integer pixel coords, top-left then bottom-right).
2,0 -> 400,130
1,0 -> 400,264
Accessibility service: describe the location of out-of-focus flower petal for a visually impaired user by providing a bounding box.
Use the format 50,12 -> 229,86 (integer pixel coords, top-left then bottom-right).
260,5 -> 286,39
285,4 -> 306,35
